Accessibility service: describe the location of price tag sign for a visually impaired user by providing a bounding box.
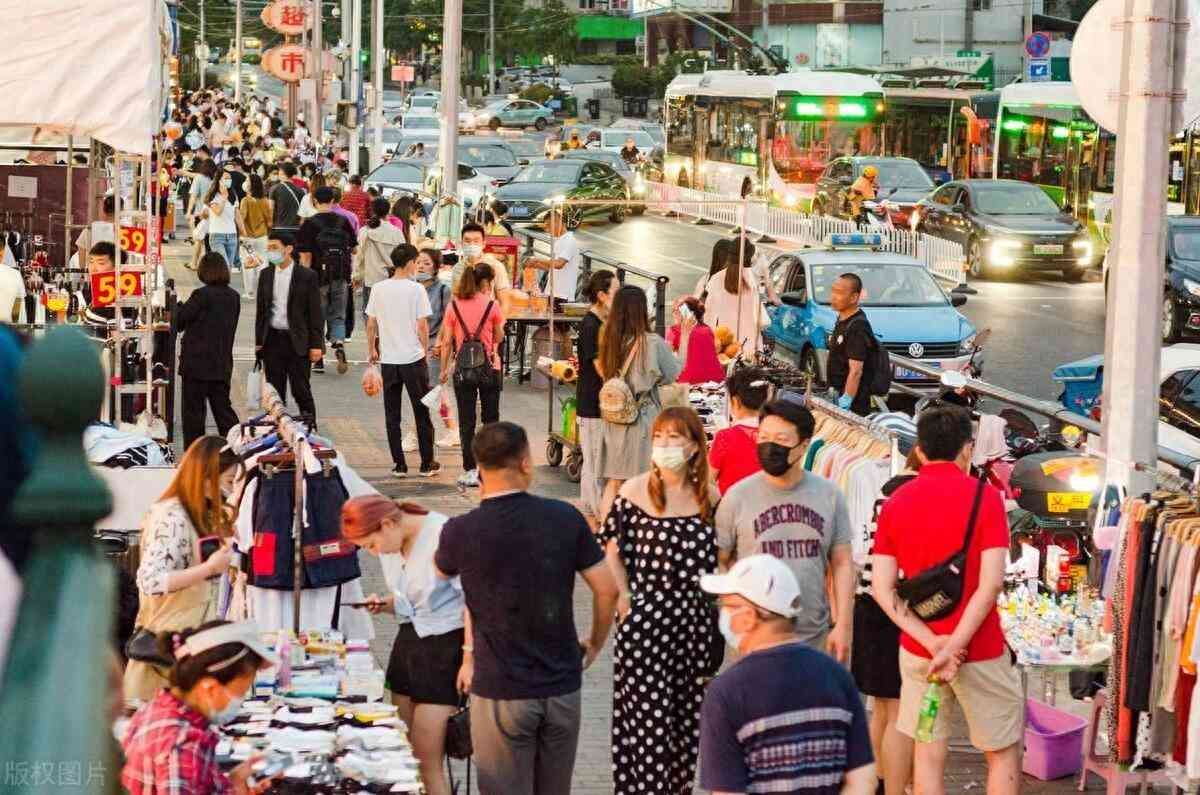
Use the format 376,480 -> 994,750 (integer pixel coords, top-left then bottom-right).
118,225 -> 149,256
90,271 -> 144,307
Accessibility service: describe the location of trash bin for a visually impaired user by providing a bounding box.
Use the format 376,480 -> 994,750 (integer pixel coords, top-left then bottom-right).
561,96 -> 578,118
587,98 -> 601,121
1022,698 -> 1088,781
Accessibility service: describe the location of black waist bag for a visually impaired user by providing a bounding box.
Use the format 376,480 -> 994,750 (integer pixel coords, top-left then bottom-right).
251,468 -> 359,590
895,477 -> 987,622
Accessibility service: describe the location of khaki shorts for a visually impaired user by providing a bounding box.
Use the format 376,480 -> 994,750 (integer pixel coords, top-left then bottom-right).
897,647 -> 1024,752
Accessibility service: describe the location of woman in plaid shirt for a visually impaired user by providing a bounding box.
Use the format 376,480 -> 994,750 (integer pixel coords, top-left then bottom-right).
121,621 -> 276,794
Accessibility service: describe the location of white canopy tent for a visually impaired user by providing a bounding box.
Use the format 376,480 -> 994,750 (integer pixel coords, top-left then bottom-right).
0,0 -> 170,155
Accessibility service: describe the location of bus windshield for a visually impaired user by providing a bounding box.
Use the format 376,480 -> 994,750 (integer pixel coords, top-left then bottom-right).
774,120 -> 882,185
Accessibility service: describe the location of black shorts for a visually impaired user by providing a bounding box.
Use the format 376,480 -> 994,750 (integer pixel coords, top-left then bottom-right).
385,623 -> 465,707
851,593 -> 902,699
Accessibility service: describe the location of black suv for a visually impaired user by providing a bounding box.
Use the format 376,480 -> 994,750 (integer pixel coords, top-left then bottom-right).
812,157 -> 934,227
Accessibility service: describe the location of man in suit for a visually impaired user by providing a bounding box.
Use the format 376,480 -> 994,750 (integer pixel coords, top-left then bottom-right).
256,229 -> 324,423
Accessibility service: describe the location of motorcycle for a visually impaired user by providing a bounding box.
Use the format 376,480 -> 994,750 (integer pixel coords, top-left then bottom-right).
853,187 -> 899,231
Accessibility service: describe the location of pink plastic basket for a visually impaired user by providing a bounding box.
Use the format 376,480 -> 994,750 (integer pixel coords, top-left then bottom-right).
1023,698 -> 1088,781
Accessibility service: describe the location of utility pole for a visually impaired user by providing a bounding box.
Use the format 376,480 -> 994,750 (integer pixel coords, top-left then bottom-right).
488,0 -> 496,98
235,0 -> 243,103
371,0 -> 384,169
761,0 -> 769,50
311,0 -> 324,134
440,0 -> 463,199
1099,0 -> 1178,492
349,0 -> 362,174
199,0 -> 206,89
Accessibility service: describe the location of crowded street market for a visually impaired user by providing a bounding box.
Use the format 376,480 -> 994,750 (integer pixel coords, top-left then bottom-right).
0,0 -> 1194,793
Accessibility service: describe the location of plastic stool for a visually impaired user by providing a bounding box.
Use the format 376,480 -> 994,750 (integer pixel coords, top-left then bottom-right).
1078,690 -> 1169,794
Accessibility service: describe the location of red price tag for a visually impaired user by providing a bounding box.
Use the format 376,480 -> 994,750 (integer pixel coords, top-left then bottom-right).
90,271 -> 144,307
118,225 -> 149,256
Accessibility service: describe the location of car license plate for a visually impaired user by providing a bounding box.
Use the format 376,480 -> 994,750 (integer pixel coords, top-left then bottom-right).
893,366 -> 926,380
509,206 -> 529,217
1033,244 -> 1064,255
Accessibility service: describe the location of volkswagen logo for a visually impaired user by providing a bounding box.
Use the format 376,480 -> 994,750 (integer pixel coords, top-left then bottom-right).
908,342 -> 925,358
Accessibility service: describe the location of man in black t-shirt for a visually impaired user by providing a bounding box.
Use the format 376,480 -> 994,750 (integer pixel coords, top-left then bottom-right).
296,186 -> 357,374
826,272 -> 876,416
434,422 -> 618,795
269,163 -> 305,233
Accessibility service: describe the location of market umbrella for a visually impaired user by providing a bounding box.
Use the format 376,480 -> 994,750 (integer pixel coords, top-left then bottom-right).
0,328 -> 117,794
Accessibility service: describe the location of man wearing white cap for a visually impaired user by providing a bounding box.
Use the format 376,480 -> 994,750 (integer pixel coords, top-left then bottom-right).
698,555 -> 876,795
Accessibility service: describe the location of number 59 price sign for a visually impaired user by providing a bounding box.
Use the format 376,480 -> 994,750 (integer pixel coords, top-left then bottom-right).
90,270 -> 144,307
118,225 -> 149,256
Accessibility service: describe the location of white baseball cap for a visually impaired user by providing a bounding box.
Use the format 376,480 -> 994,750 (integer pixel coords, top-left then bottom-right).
175,621 -> 279,669
700,555 -> 802,618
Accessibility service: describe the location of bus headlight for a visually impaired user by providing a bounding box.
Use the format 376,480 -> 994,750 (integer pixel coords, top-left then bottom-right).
1073,238 -> 1093,265
989,239 -> 1021,267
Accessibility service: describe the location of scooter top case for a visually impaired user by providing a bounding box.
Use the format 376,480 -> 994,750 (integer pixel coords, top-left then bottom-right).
1010,452 -> 1100,524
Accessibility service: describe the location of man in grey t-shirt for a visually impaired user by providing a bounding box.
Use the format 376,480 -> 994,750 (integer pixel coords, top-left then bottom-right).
715,400 -> 855,662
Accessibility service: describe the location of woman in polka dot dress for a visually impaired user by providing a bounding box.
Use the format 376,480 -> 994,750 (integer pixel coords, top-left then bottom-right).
601,406 -> 722,794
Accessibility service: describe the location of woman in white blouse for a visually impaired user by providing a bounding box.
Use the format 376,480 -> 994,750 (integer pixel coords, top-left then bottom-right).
124,436 -> 243,702
342,496 -> 465,795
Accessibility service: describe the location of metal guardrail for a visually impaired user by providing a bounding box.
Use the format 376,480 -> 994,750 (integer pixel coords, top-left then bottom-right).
643,181 -> 970,291
512,227 -> 670,337
889,353 -> 1200,475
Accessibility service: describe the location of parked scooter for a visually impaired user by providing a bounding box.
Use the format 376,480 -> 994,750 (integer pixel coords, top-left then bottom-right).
855,187 -> 900,231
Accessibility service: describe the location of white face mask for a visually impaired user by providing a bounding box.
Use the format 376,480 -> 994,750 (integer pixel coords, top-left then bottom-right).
462,243 -> 484,259
437,269 -> 453,285
208,685 -> 245,725
650,445 -> 689,473
718,606 -> 749,651
221,177 -> 232,188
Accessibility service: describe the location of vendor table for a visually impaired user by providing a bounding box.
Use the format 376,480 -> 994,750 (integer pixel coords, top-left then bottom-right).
502,313 -> 584,383
1017,652 -> 1111,706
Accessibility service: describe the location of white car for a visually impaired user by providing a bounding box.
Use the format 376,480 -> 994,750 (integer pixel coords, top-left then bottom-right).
1153,344 -> 1200,462
363,158 -> 492,210
398,112 -> 441,142
406,94 -> 439,112
594,128 -> 656,155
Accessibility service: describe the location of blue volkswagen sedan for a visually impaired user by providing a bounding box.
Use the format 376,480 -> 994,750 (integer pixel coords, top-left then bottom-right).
764,237 -> 979,390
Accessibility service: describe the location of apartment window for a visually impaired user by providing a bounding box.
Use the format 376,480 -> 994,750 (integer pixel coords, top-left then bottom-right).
972,0 -> 991,11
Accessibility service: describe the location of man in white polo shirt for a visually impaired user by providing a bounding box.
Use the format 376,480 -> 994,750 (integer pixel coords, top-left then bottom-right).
524,209 -> 581,311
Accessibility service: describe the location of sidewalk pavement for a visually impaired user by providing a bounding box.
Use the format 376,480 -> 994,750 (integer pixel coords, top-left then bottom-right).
162,240 -> 1112,793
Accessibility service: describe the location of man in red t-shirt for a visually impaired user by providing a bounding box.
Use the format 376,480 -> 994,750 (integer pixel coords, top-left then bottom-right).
339,174 -> 372,227
872,405 -> 1021,794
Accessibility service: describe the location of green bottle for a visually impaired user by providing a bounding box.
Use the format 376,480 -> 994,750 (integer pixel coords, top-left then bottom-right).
915,680 -> 942,743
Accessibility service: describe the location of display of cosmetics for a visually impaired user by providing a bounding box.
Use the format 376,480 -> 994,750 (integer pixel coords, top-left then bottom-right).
997,582 -> 1111,665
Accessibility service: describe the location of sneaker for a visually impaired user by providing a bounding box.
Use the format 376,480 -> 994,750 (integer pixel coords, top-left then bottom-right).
436,432 -> 460,448
334,345 -> 348,375
402,434 -> 418,453
391,466 -> 408,479
313,359 -> 325,374
456,468 -> 480,488
419,462 -> 442,477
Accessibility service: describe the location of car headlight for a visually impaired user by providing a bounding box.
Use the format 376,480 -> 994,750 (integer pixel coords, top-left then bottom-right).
1073,237 -> 1094,265
1184,278 -> 1200,298
988,239 -> 1022,266
958,332 -> 977,356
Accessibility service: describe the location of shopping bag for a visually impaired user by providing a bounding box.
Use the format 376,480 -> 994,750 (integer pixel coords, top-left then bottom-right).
246,359 -> 264,410
240,242 -> 263,270
362,364 -> 383,398
420,383 -> 442,410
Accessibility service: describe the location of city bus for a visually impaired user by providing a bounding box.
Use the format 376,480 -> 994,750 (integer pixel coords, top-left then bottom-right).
663,70 -> 885,207
882,86 -> 998,183
992,82 -> 1119,241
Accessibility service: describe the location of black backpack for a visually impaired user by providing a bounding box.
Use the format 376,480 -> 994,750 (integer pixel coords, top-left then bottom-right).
314,215 -> 352,283
852,314 -> 892,397
451,300 -> 498,388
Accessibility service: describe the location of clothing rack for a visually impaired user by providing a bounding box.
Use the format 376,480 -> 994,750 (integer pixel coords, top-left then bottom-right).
806,394 -> 904,476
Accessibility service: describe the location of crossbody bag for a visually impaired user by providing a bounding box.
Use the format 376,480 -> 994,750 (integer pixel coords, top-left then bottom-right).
895,477 -> 987,622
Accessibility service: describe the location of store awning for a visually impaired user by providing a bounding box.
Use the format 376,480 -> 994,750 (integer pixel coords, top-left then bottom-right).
576,15 -> 644,40
0,0 -> 170,155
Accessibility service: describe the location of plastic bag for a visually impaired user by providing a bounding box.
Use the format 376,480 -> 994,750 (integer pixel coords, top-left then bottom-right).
246,359 -> 264,410
362,364 -> 382,397
420,383 -> 442,410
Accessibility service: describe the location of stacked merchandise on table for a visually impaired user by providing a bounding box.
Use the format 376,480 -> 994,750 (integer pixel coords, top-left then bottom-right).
215,629 -> 422,793
687,383 -> 727,442
998,583 -> 1111,666
1103,494 -> 1200,777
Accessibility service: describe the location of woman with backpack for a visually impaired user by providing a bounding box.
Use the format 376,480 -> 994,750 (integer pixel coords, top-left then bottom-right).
595,285 -> 682,522
439,261 -> 505,489
354,197 -> 407,314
